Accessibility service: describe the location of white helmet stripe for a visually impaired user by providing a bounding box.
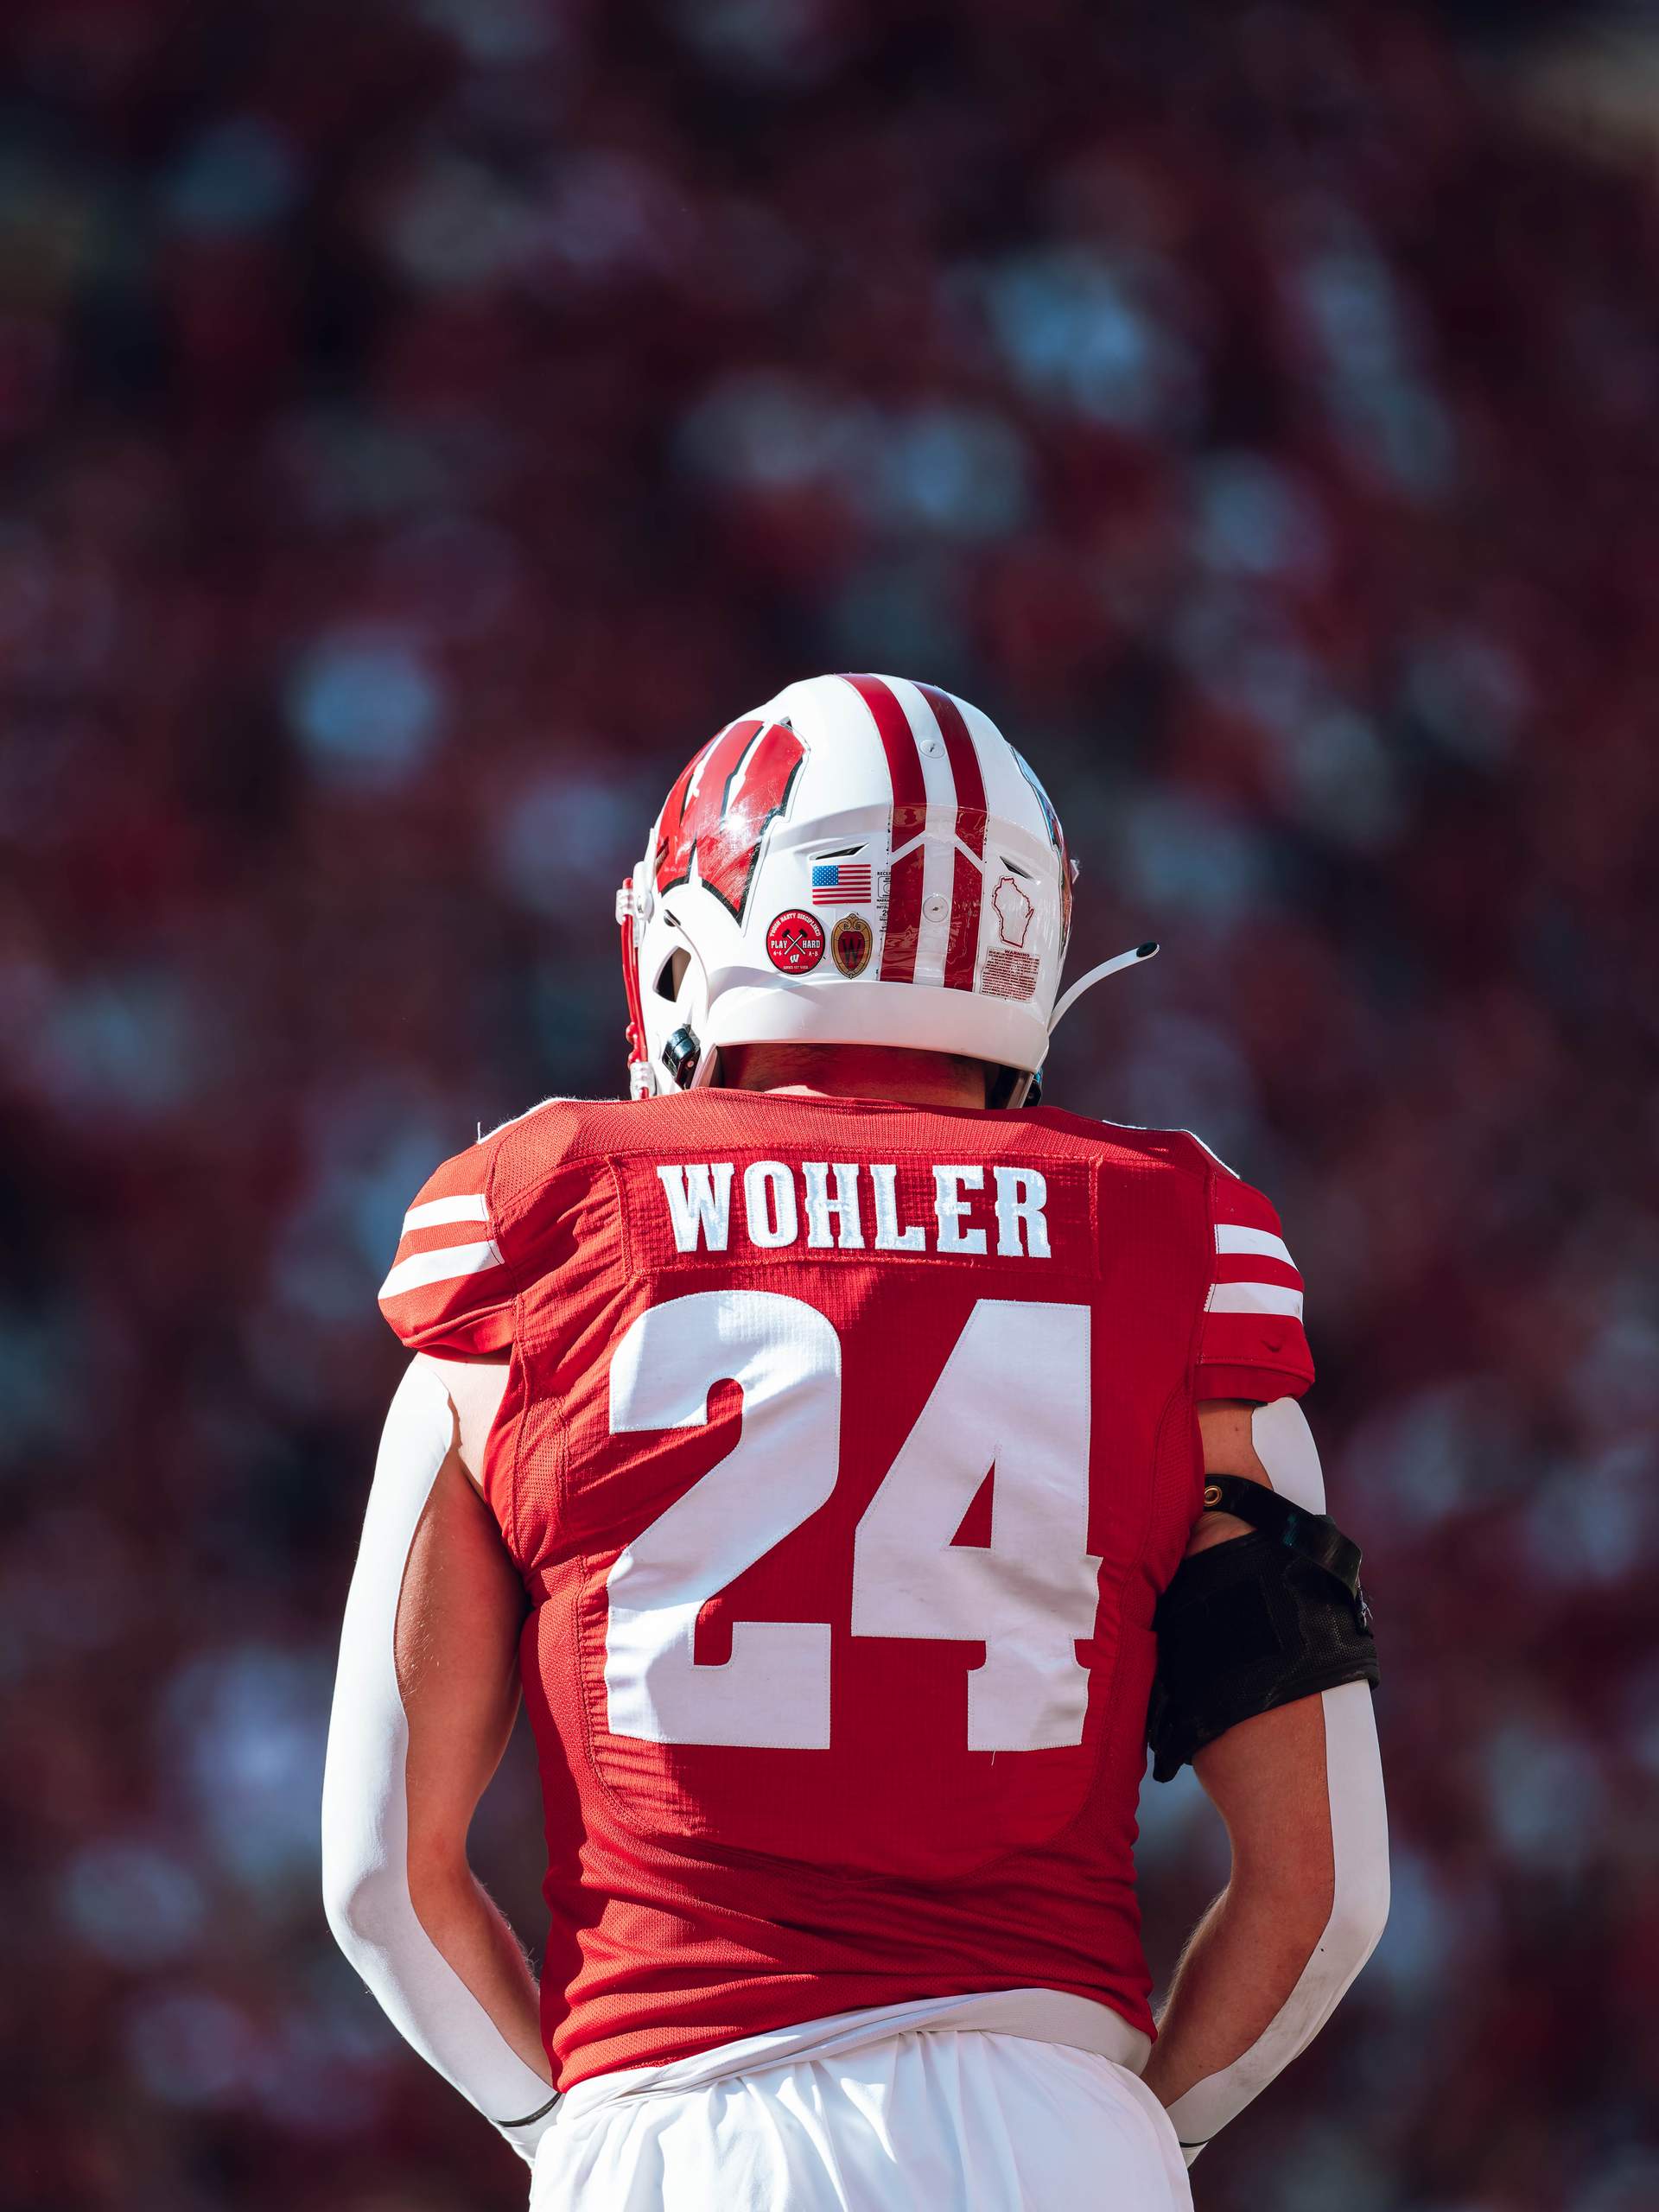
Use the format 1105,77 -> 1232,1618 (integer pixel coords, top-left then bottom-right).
886,677 -> 961,988
914,682 -> 988,993
839,674 -> 930,984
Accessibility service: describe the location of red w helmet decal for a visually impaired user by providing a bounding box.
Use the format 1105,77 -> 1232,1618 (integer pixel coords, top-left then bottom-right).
654,717 -> 807,923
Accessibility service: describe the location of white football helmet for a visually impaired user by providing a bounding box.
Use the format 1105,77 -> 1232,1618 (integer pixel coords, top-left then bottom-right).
618,672 -> 1153,1105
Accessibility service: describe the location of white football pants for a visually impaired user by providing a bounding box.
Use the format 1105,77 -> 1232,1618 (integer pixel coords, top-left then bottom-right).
531,2017 -> 1192,2212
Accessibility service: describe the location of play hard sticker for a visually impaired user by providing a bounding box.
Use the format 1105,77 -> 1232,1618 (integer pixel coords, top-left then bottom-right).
766,909 -> 825,974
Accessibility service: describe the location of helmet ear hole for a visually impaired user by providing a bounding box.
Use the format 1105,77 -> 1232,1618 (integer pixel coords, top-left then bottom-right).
654,950 -> 690,1002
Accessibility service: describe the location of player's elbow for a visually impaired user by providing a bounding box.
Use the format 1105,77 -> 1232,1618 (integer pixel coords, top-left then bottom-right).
1325,1846 -> 1390,1977
1267,1789 -> 1389,1986
321,1834 -> 401,1961
321,1858 -> 372,1955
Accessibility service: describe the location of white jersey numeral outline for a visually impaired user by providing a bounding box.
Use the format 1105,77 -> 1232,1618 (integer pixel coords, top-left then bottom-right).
605,1290 -> 1098,1751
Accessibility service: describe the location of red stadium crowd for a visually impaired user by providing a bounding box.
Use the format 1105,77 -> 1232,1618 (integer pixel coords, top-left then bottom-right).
2,1 -> 1656,2207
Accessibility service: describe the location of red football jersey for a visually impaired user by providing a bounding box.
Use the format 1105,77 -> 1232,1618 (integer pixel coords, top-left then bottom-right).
379,1090 -> 1313,2088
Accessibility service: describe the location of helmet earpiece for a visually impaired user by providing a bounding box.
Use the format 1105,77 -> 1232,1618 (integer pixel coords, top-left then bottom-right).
661,1025 -> 701,1090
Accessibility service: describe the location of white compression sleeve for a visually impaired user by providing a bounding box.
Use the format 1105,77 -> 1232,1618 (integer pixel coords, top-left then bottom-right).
321,1360 -> 558,2164
1166,1402 -> 1390,2165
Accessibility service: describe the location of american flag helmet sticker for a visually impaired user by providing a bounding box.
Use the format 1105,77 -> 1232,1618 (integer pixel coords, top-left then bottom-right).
811,861 -> 874,905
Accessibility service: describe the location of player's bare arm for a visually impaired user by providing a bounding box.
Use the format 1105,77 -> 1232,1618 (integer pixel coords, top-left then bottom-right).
394,1365 -> 544,2080
321,1360 -> 557,2164
1140,1398 -> 1390,2163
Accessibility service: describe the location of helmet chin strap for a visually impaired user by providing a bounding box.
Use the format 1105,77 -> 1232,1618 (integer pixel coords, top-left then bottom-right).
1046,939 -> 1160,1038
1006,940 -> 1159,1109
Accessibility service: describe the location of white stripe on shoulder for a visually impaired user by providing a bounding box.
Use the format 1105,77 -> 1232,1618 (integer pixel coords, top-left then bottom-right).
402,1193 -> 491,1234
1205,1282 -> 1305,1319
1215,1224 -> 1296,1268
380,1239 -> 505,1301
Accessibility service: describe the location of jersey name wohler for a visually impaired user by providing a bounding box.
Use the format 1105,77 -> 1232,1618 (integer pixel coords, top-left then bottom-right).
379,1090 -> 1313,2089
653,1158 -> 1054,1259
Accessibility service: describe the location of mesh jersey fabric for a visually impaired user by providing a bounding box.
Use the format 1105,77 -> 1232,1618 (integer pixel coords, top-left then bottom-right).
378,1091 -> 1313,2089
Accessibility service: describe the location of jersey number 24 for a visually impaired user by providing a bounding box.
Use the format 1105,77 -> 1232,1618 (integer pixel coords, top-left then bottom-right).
606,1289 -> 1100,1754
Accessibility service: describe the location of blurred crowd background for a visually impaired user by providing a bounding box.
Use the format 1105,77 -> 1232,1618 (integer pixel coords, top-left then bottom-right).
3,0 -> 1657,2207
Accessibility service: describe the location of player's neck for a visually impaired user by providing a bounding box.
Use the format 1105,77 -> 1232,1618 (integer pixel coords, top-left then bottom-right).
718,1043 -> 989,1109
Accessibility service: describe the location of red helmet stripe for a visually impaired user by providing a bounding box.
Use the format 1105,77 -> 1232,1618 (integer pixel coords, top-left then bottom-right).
841,674 -> 926,984
913,683 -> 986,993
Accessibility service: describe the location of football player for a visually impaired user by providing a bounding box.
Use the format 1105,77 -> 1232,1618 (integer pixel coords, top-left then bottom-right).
323,674 -> 1388,2209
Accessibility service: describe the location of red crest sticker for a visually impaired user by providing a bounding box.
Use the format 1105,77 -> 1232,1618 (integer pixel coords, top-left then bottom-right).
766,909 -> 825,974
830,913 -> 874,977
